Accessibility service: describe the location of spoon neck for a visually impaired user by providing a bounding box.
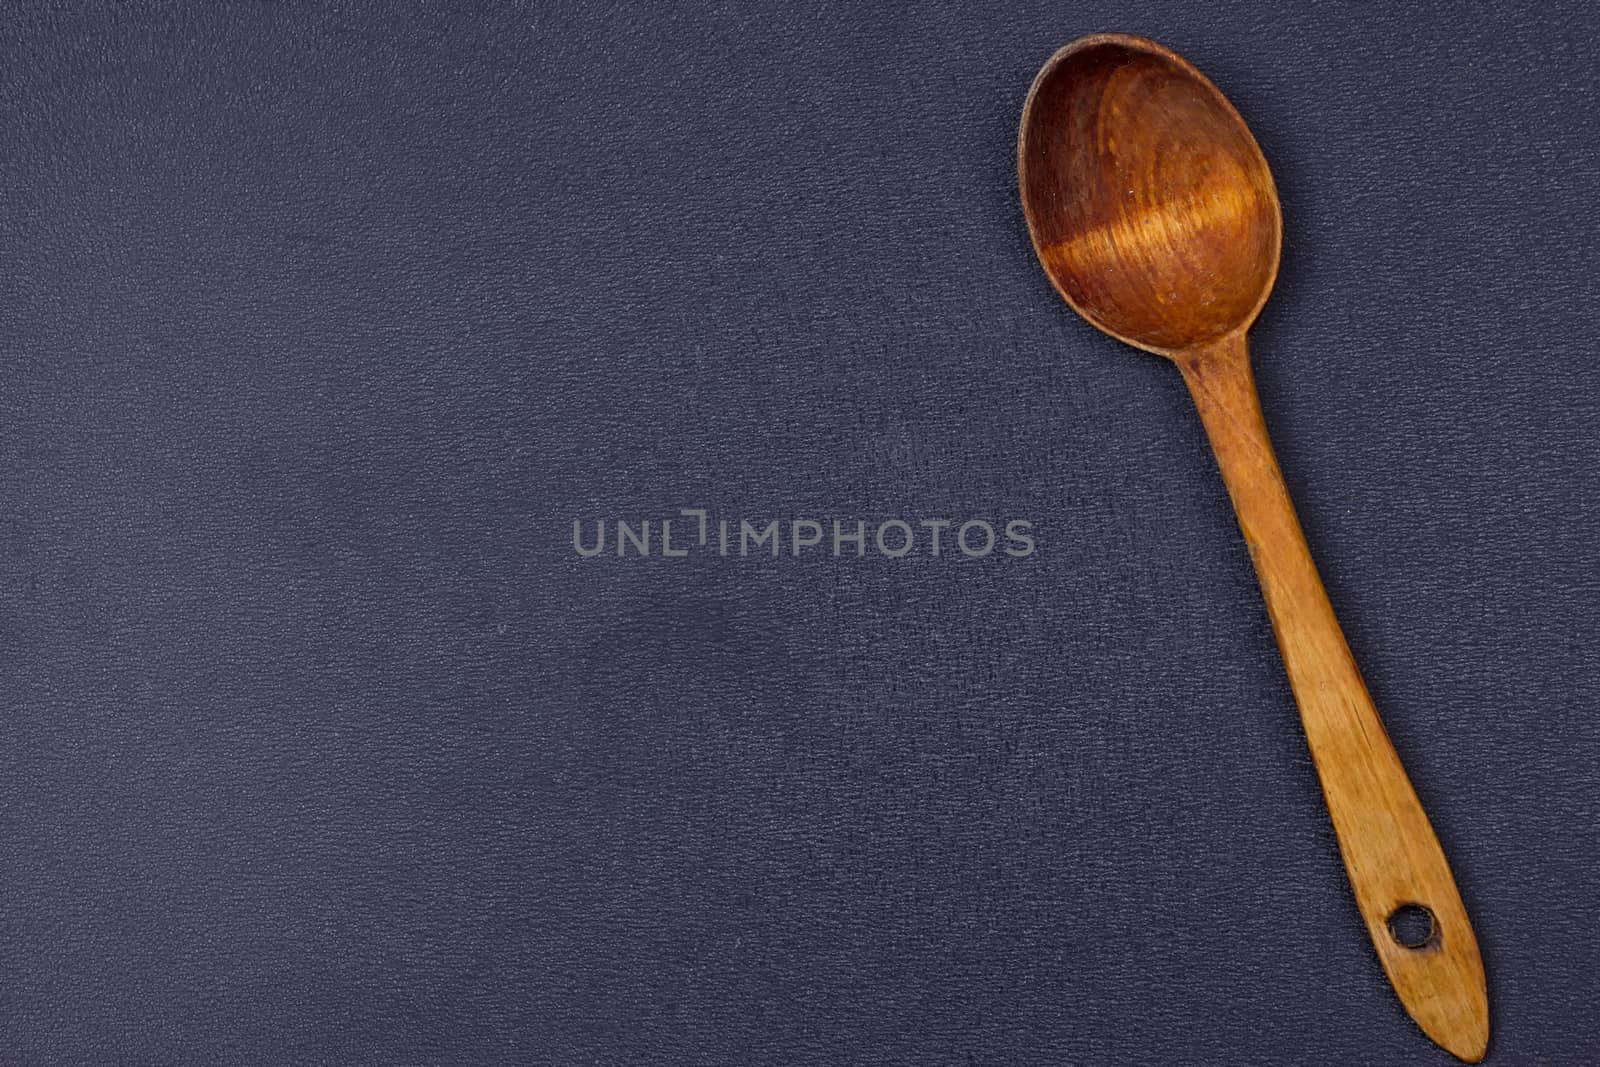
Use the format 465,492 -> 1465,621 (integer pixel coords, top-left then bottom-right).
1173,331 -> 1250,378
1174,333 -> 1318,630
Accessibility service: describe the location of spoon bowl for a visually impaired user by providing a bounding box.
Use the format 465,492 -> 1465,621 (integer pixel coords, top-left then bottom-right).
1018,35 -> 1281,355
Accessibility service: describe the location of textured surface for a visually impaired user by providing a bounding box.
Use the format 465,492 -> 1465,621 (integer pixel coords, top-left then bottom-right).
3,2 -> 1599,1064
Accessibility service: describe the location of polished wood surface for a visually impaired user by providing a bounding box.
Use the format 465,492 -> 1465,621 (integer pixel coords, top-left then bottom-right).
1019,34 -> 1488,1062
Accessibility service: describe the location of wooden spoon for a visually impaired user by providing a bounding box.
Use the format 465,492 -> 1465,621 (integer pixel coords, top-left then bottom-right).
1018,33 -> 1488,1062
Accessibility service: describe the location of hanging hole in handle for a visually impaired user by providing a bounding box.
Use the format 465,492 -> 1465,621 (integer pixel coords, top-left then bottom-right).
1387,903 -> 1439,950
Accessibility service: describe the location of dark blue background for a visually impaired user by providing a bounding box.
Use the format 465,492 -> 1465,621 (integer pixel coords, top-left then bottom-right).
4,2 -> 1597,1063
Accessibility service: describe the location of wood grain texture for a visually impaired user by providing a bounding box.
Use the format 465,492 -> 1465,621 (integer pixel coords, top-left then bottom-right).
1019,34 -> 1489,1062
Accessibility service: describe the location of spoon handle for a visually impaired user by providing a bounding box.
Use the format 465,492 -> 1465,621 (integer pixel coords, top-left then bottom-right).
1177,336 -> 1488,1063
